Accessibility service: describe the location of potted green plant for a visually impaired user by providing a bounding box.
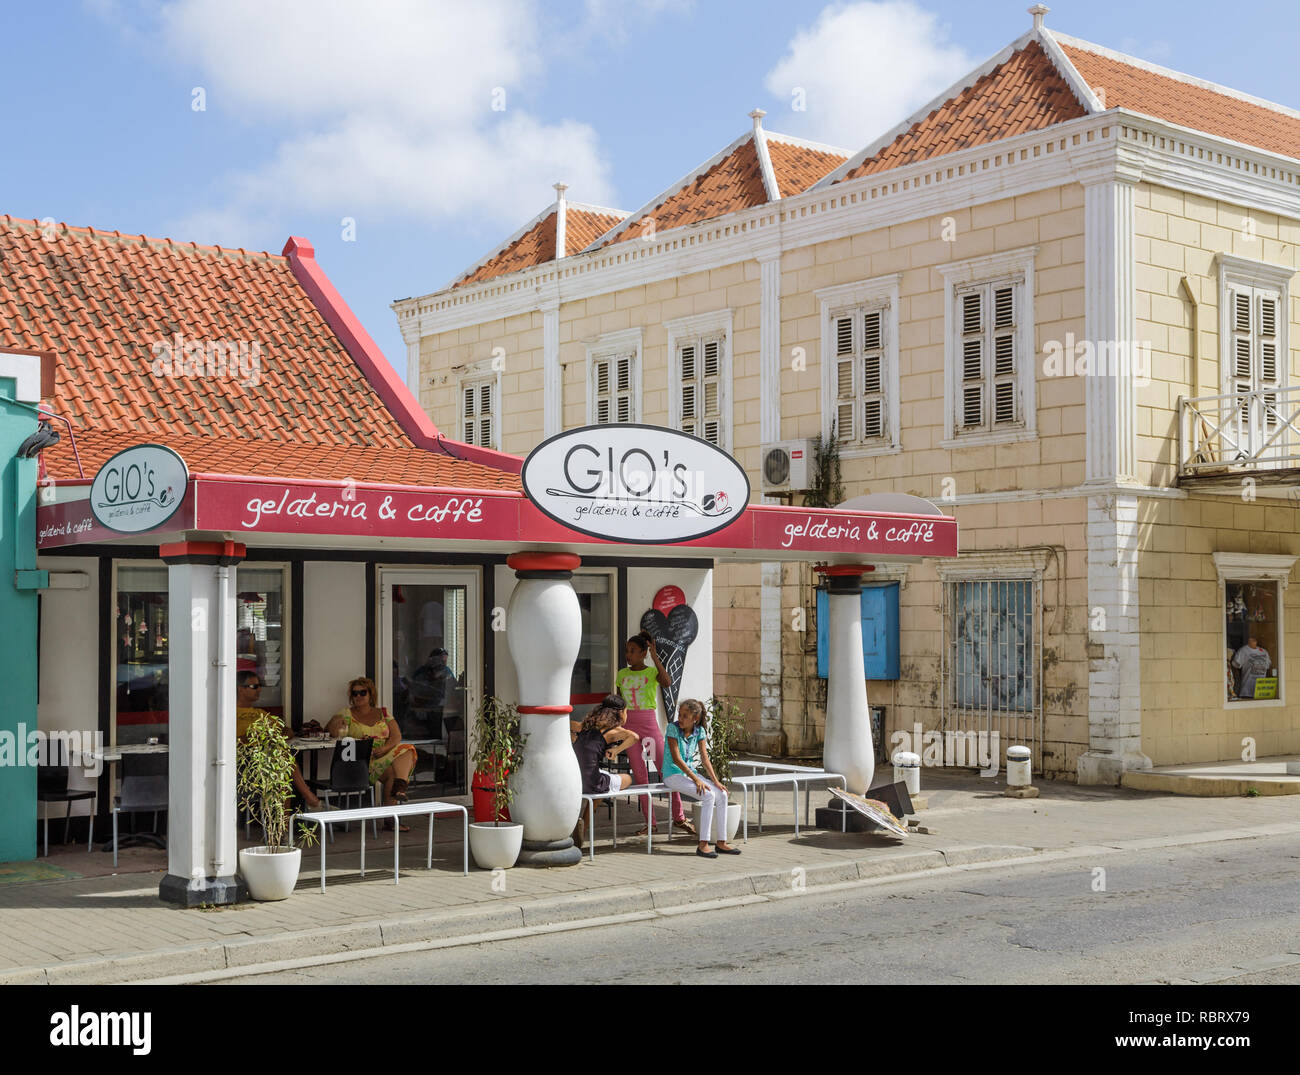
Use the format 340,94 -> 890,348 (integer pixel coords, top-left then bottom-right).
468,696 -> 526,870
236,714 -> 317,900
697,695 -> 747,841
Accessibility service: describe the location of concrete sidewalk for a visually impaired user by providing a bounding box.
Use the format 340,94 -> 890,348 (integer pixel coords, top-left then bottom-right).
2,771 -> 1297,984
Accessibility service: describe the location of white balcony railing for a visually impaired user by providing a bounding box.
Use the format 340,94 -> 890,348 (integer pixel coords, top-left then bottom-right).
1179,385 -> 1300,477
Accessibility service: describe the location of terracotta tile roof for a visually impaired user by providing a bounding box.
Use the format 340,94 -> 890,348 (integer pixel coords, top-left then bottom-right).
565,207 -> 627,255
0,214 -> 516,486
452,204 -> 625,288
766,137 -> 848,195
609,137 -> 770,245
455,209 -> 558,287
836,40 -> 1087,181
1059,39 -> 1300,161
43,430 -> 522,490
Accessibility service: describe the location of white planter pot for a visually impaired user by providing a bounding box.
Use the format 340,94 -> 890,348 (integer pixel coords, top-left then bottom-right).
469,822 -> 524,870
690,801 -> 742,843
238,846 -> 302,901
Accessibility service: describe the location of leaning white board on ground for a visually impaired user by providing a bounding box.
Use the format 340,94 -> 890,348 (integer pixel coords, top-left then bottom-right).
829,787 -> 909,838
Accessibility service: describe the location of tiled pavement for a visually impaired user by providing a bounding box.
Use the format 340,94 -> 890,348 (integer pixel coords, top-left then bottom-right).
2,771 -> 1298,983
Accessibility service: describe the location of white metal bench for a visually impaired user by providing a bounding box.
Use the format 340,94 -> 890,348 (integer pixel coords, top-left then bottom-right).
579,783 -> 704,860
295,801 -> 468,892
729,767 -> 848,840
579,784 -> 669,861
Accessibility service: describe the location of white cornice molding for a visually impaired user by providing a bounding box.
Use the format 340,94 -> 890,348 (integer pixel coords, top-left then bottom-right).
1215,252 -> 1297,290
1114,112 -> 1300,218
936,548 -> 1052,579
1212,552 -> 1298,586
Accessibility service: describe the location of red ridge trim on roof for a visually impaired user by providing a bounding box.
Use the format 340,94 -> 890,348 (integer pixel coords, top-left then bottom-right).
281,236 -> 440,449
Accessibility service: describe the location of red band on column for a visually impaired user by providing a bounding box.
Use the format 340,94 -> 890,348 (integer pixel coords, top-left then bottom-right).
159,539 -> 247,565
507,553 -> 582,573
813,564 -> 875,577
516,704 -> 574,715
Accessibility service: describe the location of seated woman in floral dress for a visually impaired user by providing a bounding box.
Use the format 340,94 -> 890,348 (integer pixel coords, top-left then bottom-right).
326,676 -> 419,828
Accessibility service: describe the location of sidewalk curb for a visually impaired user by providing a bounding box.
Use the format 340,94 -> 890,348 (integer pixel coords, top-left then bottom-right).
0,842 -> 1029,985
4,825 -> 1298,985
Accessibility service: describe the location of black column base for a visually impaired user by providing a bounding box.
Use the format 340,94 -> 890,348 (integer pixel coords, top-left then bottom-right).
159,873 -> 248,908
517,836 -> 582,867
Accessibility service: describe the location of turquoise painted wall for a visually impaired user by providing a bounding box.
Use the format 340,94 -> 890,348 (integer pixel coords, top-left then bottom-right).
0,378 -> 39,863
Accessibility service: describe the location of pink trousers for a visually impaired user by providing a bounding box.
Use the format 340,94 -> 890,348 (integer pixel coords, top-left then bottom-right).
623,709 -> 684,824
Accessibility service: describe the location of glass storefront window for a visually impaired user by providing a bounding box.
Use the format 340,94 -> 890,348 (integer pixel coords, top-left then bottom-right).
1225,580 -> 1281,701
113,564 -> 287,744
237,568 -> 287,716
115,566 -> 170,746
571,572 -> 615,718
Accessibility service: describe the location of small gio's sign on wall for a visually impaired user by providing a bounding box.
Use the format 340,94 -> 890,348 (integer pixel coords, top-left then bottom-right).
521,424 -> 750,543
89,444 -> 188,533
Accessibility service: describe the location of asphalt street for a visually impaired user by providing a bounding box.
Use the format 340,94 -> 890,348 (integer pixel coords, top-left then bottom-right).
221,831 -> 1300,985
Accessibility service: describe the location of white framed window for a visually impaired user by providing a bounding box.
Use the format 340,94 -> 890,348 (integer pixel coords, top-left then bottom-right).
938,247 -> 1037,449
1217,254 -> 1294,466
1213,552 -> 1295,708
458,371 -> 499,449
817,275 -> 900,455
667,310 -> 732,451
585,328 -> 642,426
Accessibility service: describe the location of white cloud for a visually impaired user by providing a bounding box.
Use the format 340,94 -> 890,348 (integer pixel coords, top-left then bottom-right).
763,1 -> 976,149
146,0 -> 617,244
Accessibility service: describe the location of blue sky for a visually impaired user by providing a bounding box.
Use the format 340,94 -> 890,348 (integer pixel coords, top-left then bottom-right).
4,1 -> 1300,372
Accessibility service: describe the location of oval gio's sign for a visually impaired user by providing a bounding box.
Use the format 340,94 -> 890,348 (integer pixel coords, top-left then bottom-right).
89,444 -> 189,534
522,424 -> 750,544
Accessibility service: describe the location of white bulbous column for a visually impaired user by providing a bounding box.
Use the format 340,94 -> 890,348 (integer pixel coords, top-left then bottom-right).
819,566 -> 875,793
505,553 -> 584,866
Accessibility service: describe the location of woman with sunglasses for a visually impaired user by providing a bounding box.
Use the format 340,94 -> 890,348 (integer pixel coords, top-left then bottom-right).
236,669 -> 325,811
326,677 -> 419,821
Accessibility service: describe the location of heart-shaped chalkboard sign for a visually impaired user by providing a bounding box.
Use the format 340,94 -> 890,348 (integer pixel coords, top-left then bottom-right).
640,588 -> 699,721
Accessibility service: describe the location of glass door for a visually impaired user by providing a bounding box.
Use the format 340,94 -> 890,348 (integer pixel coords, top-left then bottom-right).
378,569 -> 480,797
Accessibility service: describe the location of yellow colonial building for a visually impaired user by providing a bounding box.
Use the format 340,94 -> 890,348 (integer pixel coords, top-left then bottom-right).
393,8 -> 1300,783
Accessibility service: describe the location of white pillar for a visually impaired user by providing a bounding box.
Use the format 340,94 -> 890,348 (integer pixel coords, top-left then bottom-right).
757,252 -> 786,752
542,304 -> 561,438
1078,171 -> 1150,785
159,540 -> 245,905
818,566 -> 874,793
505,552 -> 583,865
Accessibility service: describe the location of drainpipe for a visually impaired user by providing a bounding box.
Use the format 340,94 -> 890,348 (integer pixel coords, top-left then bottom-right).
1180,275 -> 1201,399
210,563 -> 232,875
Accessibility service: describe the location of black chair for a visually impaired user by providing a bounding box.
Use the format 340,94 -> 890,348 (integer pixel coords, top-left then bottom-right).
316,737 -> 377,841
37,762 -> 96,857
112,752 -> 168,867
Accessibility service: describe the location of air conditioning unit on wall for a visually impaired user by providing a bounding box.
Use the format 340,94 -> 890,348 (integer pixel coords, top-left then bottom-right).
761,439 -> 813,494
